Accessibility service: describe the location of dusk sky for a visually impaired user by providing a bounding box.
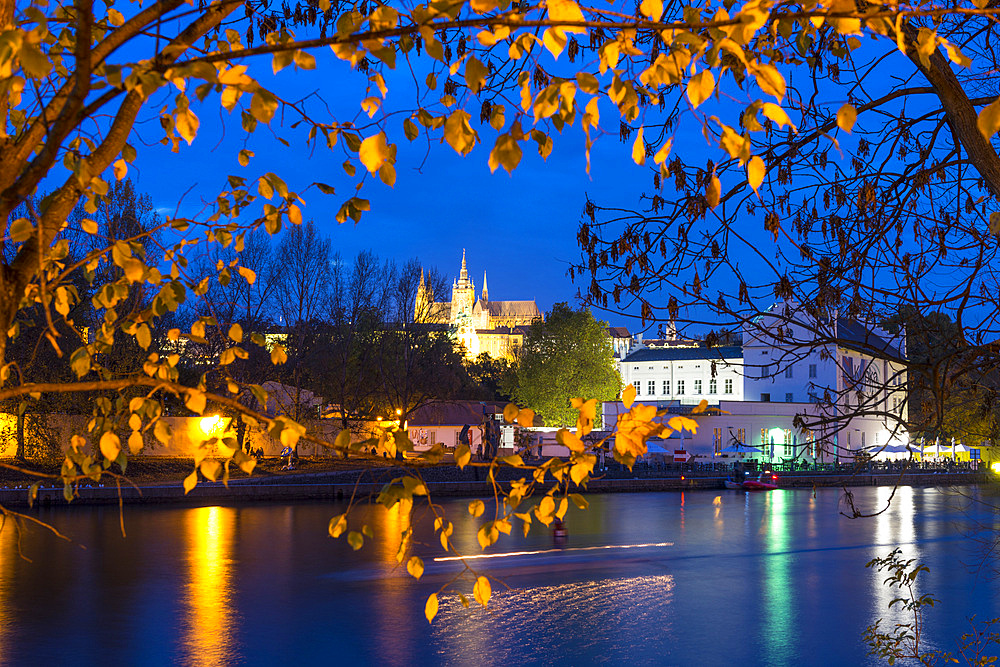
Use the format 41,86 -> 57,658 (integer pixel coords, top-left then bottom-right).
120,49 -> 704,333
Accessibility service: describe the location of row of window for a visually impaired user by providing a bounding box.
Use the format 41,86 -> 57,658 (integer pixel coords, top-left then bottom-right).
632,378 -> 734,396
756,363 -> 818,379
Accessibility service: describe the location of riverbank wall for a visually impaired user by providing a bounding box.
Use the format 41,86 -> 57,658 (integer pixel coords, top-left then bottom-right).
0,469 -> 991,508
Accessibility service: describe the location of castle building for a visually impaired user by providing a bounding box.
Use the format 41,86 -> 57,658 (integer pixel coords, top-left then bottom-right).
415,250 -> 542,359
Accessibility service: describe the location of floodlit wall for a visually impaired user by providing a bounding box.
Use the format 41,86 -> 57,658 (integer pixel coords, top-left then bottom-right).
0,414 -> 347,458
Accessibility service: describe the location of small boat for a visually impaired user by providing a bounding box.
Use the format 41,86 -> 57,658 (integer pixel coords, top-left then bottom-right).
742,473 -> 779,491
724,478 -> 743,490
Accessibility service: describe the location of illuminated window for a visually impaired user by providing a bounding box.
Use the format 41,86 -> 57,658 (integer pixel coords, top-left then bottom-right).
737,428 -> 746,444
713,428 -> 722,454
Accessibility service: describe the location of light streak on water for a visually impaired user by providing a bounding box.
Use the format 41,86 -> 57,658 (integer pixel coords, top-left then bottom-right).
432,542 -> 674,562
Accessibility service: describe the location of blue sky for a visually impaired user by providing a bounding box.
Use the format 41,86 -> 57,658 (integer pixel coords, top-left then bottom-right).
124,51 -> 664,330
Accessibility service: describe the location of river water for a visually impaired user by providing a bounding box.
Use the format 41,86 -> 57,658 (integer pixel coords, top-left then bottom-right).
1,485 -> 999,666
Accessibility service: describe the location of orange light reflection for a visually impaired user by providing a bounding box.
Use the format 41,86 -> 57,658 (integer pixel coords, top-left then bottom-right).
182,506 -> 237,667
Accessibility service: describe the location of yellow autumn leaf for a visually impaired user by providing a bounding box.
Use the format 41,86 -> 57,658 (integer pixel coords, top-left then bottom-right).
761,102 -> 796,130
654,138 -> 673,164
185,390 -> 207,415
183,471 -> 197,494
631,126 -> 646,165
639,0 -> 663,20
837,103 -> 858,133
473,576 -> 492,607
754,64 -> 786,101
238,266 -> 257,284
747,155 -> 765,192
113,158 -> 127,180
100,432 -> 121,461
455,442 -> 471,469
407,556 -> 424,580
425,593 -> 439,623
503,403 -> 519,422
687,70 -> 715,108
228,323 -> 243,343
545,0 -> 586,31
358,132 -> 391,174
128,430 -> 144,454
328,513 -> 348,538
622,383 -> 636,409
443,110 -> 477,155
200,459 -> 221,482
175,109 -> 200,145
468,499 -> 485,517
518,408 -> 535,427
706,174 -> 721,208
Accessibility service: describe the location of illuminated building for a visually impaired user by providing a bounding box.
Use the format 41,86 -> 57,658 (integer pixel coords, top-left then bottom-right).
415,250 -> 542,359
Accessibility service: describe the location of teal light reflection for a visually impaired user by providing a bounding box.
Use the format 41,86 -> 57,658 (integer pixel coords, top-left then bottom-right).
762,491 -> 793,663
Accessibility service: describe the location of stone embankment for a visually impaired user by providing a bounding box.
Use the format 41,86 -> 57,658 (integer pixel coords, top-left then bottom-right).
0,466 -> 991,508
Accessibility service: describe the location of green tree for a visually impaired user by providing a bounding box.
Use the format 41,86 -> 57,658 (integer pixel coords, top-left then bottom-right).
510,303 -> 621,427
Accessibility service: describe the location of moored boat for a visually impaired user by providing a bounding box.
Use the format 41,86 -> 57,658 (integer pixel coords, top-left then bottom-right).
742,473 -> 779,491
724,478 -> 743,490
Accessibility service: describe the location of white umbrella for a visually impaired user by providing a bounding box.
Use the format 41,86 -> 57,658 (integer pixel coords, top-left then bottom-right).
952,443 -> 972,453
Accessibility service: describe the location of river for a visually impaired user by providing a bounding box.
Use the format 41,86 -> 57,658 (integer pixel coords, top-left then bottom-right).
1,485 -> 999,666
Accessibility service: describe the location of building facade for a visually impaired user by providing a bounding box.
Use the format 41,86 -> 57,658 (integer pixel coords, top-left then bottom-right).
415,250 -> 542,359
619,340 -> 745,405
610,302 -> 910,463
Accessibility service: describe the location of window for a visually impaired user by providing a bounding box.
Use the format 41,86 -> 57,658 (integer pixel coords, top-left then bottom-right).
761,428 -> 768,446
677,380 -> 685,395
648,380 -> 656,396
785,366 -> 793,379
663,380 -> 670,395
761,393 -> 771,402
633,381 -> 641,396
972,448 -> 981,460
694,379 -> 702,394
737,428 -> 746,444
709,379 -> 717,394
785,393 -> 793,402
429,431 -> 436,445
724,379 -> 733,394
809,364 -> 817,378
713,427 -> 722,454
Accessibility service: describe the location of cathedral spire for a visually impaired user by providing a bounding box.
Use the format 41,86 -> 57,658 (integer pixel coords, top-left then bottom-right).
460,248 -> 468,282
482,270 -> 488,301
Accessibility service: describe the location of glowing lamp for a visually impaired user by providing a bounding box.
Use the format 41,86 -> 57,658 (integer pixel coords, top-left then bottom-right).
992,462 -> 1000,474
200,415 -> 225,436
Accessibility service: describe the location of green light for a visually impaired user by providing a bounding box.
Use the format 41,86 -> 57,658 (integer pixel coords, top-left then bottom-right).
767,427 -> 785,444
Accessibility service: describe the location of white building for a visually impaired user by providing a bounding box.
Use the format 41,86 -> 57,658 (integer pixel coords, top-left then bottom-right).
743,302 -> 908,452
606,303 -> 909,463
618,342 -> 744,405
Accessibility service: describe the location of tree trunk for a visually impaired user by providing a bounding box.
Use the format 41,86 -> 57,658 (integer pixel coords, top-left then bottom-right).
14,404 -> 24,461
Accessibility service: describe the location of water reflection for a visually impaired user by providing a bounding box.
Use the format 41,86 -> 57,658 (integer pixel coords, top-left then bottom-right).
373,504 -> 414,666
182,506 -> 237,667
432,575 -> 675,666
762,491 -> 793,663
0,520 -> 12,663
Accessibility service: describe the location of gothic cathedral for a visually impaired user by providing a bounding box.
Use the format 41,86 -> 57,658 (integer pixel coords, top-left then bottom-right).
414,250 -> 543,359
